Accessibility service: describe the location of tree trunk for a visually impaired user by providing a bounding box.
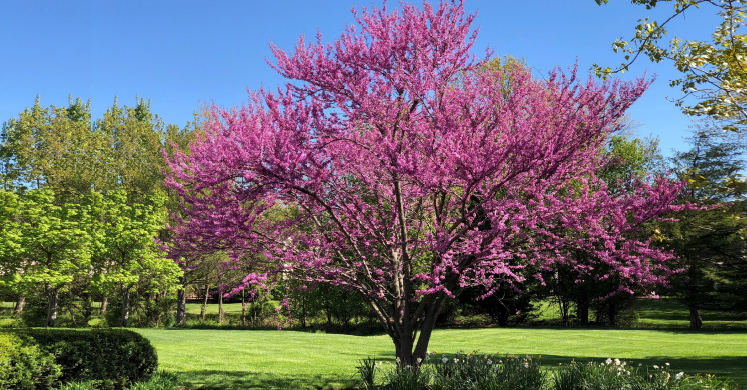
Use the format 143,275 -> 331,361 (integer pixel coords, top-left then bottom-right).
241,289 -> 247,326
121,286 -> 130,327
218,290 -> 224,324
576,298 -> 590,326
176,285 -> 187,325
83,292 -> 92,324
100,296 -> 108,315
200,282 -> 209,321
689,305 -> 703,329
14,295 -> 26,315
46,286 -> 59,327
608,305 -> 617,327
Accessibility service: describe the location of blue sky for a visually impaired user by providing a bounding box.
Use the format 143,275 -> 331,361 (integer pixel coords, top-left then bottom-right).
0,0 -> 718,156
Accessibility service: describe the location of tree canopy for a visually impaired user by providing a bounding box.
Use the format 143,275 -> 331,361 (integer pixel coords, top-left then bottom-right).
166,0 -> 685,364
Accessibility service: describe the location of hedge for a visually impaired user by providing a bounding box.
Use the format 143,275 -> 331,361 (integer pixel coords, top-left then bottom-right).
0,332 -> 61,390
4,329 -> 158,390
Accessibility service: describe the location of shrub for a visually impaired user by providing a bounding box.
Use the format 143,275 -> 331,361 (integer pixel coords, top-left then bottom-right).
10,329 -> 157,390
0,332 -> 61,390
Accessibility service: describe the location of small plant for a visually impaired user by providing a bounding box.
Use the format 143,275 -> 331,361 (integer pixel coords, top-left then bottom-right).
53,371 -> 179,390
428,351 -> 545,390
551,359 -> 735,390
356,357 -> 378,389
382,361 -> 430,390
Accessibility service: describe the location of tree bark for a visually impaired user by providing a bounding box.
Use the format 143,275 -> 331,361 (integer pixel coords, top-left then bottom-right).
121,286 -> 130,327
576,298 -> 590,326
200,282 -> 209,321
176,284 -> 187,325
83,292 -> 93,324
241,289 -> 247,326
689,305 -> 703,329
218,290 -> 224,324
100,296 -> 108,315
14,295 -> 26,315
46,286 -> 59,327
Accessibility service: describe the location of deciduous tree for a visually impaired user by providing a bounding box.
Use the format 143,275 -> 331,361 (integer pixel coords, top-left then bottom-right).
167,0 -> 684,364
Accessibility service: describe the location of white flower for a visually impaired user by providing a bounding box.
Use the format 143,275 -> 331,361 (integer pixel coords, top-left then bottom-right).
442,357 -> 448,363
614,358 -> 621,366
454,358 -> 459,363
417,358 -> 422,364
653,365 -> 659,369
675,372 -> 684,380
605,358 -> 612,365
523,362 -> 529,368
665,363 -> 670,366
487,359 -> 493,365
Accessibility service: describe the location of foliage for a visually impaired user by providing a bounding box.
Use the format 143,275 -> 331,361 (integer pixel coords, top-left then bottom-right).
356,357 -> 379,389
53,371 -> 179,390
427,352 -> 546,390
8,329 -> 158,390
0,332 -> 61,390
593,1 -> 747,130
659,120 -> 747,326
552,359 -> 735,390
382,363 -> 431,390
166,0 -> 683,364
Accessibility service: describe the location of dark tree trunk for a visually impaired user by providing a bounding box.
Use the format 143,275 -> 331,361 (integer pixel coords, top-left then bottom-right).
46,286 -> 59,327
14,295 -> 26,315
608,306 -> 617,327
121,286 -> 130,327
176,285 -> 187,325
82,292 -> 93,324
689,305 -> 703,329
576,297 -> 590,325
100,296 -> 108,315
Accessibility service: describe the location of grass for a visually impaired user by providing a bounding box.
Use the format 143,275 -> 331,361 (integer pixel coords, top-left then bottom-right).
135,327 -> 747,390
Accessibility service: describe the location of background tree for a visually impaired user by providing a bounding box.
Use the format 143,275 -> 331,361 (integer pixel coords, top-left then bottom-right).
0,96 -> 107,195
658,120 -> 747,328
167,1 -> 685,364
594,0 -> 747,131
11,189 -> 90,327
87,189 -> 178,327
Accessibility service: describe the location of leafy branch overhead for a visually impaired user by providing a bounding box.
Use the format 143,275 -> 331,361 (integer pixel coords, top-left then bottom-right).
594,0 -> 747,130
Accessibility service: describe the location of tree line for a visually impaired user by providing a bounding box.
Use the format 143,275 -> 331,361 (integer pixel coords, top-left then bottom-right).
1,83 -> 745,334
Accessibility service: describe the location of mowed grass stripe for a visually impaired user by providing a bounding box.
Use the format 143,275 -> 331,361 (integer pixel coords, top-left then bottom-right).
135,328 -> 747,390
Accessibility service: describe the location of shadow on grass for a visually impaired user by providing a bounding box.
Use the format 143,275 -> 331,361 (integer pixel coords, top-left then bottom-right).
172,355 -> 747,390
176,370 -> 357,390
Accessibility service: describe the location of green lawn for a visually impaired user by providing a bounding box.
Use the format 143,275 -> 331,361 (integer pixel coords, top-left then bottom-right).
135,327 -> 747,390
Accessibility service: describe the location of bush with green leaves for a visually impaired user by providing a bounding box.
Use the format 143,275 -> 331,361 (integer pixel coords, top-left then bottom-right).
9,329 -> 157,390
0,332 -> 61,390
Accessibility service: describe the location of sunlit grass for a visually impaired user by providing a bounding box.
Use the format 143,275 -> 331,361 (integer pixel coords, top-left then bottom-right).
136,327 -> 747,389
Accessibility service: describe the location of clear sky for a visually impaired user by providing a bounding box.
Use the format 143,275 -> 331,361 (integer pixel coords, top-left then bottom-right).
0,0 -> 718,156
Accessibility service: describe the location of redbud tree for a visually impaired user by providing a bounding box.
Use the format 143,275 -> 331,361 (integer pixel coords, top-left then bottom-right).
166,0 -> 683,364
